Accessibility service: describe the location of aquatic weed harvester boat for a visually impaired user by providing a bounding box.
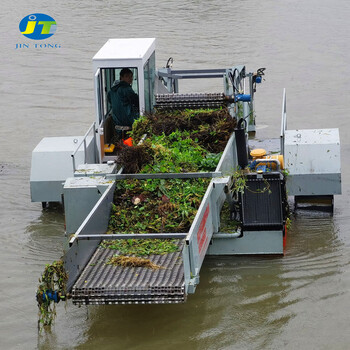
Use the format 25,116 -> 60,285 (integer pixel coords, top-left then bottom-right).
31,39 -> 341,311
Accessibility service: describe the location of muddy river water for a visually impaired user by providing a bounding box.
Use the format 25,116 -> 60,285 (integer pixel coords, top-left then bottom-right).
1,0 -> 350,349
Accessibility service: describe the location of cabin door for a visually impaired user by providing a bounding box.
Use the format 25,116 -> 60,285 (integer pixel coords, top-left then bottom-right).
94,68 -> 105,162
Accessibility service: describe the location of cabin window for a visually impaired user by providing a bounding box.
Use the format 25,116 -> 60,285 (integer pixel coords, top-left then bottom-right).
143,51 -> 155,113
101,67 -> 139,120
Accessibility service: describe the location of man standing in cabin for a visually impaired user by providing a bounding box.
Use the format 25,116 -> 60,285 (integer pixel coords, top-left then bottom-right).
108,68 -> 139,136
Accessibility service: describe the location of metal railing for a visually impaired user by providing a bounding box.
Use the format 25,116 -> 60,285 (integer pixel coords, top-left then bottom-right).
157,66 -> 245,94
280,88 -> 287,157
71,122 -> 96,172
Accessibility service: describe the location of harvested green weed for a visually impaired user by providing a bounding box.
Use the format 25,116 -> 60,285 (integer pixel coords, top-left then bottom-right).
105,108 -> 235,258
108,178 -> 209,234
130,108 -> 236,153
100,238 -> 179,256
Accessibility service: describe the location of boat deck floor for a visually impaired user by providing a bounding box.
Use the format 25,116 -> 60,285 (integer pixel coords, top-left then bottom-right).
72,239 -> 186,305
249,137 -> 281,154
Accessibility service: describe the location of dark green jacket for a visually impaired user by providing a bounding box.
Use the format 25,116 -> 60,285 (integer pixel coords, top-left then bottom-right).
107,81 -> 139,127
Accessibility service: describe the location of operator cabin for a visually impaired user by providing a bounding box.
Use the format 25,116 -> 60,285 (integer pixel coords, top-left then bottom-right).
93,38 -> 157,162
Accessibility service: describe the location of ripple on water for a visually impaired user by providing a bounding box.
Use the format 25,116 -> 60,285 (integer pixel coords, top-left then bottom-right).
190,210 -> 348,349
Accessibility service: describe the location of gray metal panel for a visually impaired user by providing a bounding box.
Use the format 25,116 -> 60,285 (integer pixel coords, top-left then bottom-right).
186,184 -> 214,280
185,177 -> 229,293
30,180 -> 64,203
216,133 -> 237,174
157,68 -> 228,79
284,128 -> 341,196
77,233 -> 187,240
206,230 -> 283,255
74,163 -> 117,177
183,133 -> 238,293
107,172 -> 221,180
64,181 -> 116,291
280,88 -> 287,157
63,177 -> 112,234
286,173 -> 341,196
93,38 -> 156,66
72,240 -> 185,305
64,188 -> 102,234
284,128 -> 341,174
30,136 -> 95,202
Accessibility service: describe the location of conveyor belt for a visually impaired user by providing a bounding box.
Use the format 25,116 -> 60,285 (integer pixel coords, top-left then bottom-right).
72,239 -> 186,305
155,92 -> 226,110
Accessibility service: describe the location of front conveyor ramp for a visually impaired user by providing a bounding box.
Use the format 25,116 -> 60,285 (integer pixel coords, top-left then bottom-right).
72,239 -> 185,305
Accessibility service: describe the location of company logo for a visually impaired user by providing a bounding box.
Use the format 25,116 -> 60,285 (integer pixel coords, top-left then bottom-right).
19,13 -> 56,40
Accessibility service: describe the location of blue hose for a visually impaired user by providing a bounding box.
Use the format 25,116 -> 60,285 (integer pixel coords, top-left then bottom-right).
42,290 -> 60,303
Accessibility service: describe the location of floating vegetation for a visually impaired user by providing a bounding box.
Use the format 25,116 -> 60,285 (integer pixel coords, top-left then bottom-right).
36,260 -> 68,330
106,255 -> 163,269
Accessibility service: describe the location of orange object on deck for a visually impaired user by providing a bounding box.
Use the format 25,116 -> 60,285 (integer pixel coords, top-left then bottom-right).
123,137 -> 133,147
250,148 -> 267,159
283,225 -> 287,249
104,143 -> 116,153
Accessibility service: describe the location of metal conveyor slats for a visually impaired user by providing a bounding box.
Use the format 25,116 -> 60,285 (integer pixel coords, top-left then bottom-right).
72,239 -> 186,305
